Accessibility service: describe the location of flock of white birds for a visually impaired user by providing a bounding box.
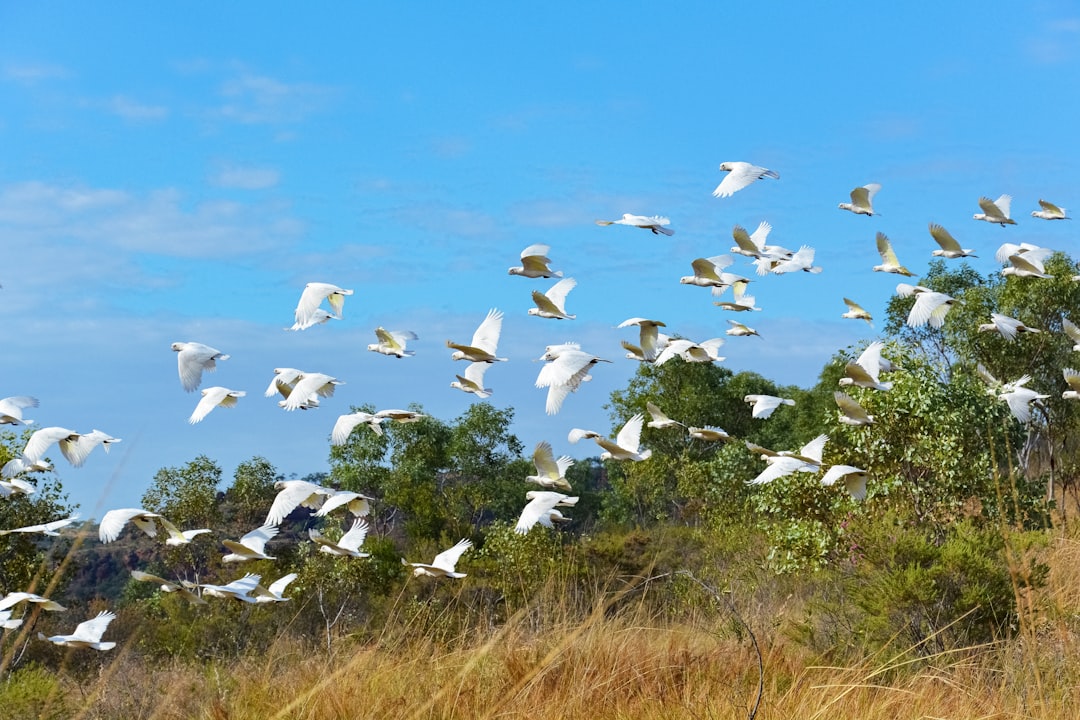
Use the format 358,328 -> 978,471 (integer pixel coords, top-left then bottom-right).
0,160 -> 1074,652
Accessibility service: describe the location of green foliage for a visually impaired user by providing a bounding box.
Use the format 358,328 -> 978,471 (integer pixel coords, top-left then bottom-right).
141,455 -> 223,529
0,663 -> 68,720
603,361 -> 803,525
803,513 -> 1046,656
0,430 -> 75,595
224,456 -> 282,526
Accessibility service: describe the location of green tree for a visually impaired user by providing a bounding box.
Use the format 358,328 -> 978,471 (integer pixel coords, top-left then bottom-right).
141,455 -> 224,529
224,456 -> 282,526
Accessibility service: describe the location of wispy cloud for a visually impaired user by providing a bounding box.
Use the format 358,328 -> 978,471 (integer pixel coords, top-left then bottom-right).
210,164 -> 281,190
2,62 -> 69,84
0,180 -> 304,258
108,95 -> 169,121
1026,16 -> 1080,64
214,70 -> 336,125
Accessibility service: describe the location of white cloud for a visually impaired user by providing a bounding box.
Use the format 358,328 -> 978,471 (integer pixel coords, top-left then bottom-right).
214,70 -> 336,125
2,62 -> 69,84
0,181 -> 304,258
211,164 -> 281,190
108,95 -> 169,121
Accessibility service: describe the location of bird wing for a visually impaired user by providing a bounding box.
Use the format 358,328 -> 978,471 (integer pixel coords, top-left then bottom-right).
463,361 -> 490,387
994,194 -> 1013,219
1064,368 -> 1080,393
615,414 -> 646,454
332,413 -> 377,445
842,297 -> 869,315
731,225 -> 760,254
519,243 -> 552,264
1038,199 -> 1066,216
543,278 -> 576,310
240,524 -> 279,554
515,495 -> 551,533
532,441 -> 560,479
338,519 -> 369,552
470,309 -> 504,354
875,232 -> 900,265
690,257 -> 722,281
834,392 -> 872,422
908,293 -> 945,327
713,163 -> 777,198
978,196 -> 1005,220
850,183 -> 880,210
431,538 -> 472,572
189,387 -> 228,424
71,611 -> 115,643
567,428 -> 598,444
1064,318 -> 1080,345
23,427 -> 76,463
991,314 -> 1022,341
798,434 -> 829,464
1008,253 -> 1047,276
928,223 -> 962,253
856,341 -> 884,380
267,573 -> 298,597
750,457 -> 803,485
99,508 -> 156,543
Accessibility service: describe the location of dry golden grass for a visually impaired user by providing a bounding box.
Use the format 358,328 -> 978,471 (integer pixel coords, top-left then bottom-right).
21,522 -> 1080,719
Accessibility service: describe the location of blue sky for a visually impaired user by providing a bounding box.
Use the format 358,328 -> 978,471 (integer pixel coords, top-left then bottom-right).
2,3 -> 1079,515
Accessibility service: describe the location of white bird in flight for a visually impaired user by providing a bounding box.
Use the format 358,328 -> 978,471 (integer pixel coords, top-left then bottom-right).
3,427 -> 83,478
222,524 -> 279,562
712,162 -> 779,198
1063,318 -> 1080,351
839,341 -> 893,391
654,338 -> 725,366
287,308 -> 339,331
896,283 -> 961,329
1062,368 -> 1080,400
744,394 -> 795,419
1031,199 -> 1070,220
406,538 -> 472,578
841,297 -> 873,326
688,426 -> 732,442
594,214 -> 674,236
978,313 -> 1041,342
645,401 -> 683,430
99,508 -> 182,544
39,611 -> 116,651
451,361 -> 494,399
873,233 -> 914,276
529,277 -> 577,320
526,441 -> 574,491
973,195 -> 1016,226
535,347 -> 610,415
726,319 -> 760,337
0,396 -> 37,426
617,318 -> 668,363
508,243 -> 563,277
999,382 -> 1049,424
515,491 -> 578,533
0,592 -> 65,612
730,221 -> 788,260
189,387 -> 245,424
171,341 -> 229,393
835,391 -> 875,426
294,282 -> 353,329
770,245 -> 822,274
929,224 -> 976,259
0,515 -> 80,537
821,465 -> 869,500
315,489 -> 374,518
368,328 -> 418,358
447,309 -> 507,362
279,373 -> 344,412
130,570 -> 207,605
310,519 -> 370,557
568,413 -> 651,461
838,183 -> 881,216
265,479 -> 333,525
